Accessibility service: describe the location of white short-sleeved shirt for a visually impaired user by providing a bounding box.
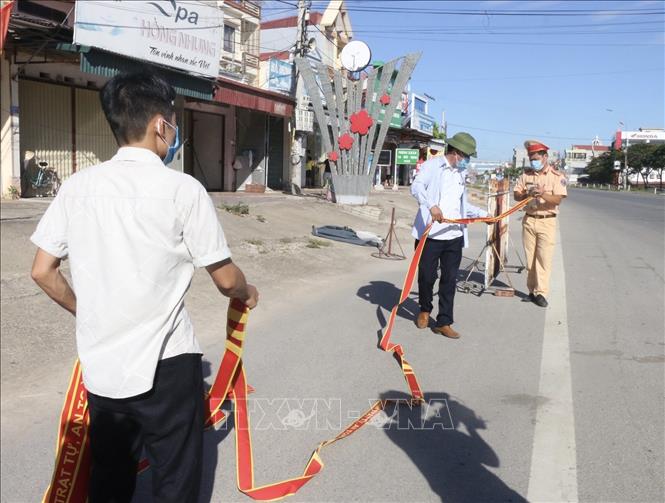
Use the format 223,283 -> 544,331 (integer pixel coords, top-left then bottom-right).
31,147 -> 231,399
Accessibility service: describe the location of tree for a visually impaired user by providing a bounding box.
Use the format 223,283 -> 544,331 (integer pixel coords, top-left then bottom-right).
505,165 -> 522,180
650,144 -> 665,189
432,122 -> 446,140
585,151 -> 615,183
626,143 -> 659,188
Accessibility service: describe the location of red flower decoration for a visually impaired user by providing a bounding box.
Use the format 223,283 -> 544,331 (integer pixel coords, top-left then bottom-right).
327,151 -> 339,162
350,109 -> 373,136
338,133 -> 354,151
380,94 -> 391,106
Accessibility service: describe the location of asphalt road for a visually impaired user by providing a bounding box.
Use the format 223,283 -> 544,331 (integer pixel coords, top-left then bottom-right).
560,189 -> 664,503
1,189 -> 663,502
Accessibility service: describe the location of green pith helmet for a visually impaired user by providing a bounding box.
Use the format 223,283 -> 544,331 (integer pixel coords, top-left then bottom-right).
447,132 -> 477,158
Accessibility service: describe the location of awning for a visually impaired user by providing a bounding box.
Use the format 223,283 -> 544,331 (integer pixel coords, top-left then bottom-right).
214,77 -> 294,117
81,49 -> 214,101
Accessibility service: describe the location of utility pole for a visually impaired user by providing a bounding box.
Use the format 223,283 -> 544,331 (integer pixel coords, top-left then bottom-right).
290,0 -> 310,194
624,138 -> 629,191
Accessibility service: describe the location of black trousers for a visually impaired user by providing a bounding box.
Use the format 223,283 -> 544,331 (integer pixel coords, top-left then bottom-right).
87,353 -> 204,503
415,236 -> 464,326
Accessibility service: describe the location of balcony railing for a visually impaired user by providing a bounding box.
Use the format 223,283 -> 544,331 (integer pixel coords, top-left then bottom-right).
225,0 -> 261,18
243,52 -> 259,69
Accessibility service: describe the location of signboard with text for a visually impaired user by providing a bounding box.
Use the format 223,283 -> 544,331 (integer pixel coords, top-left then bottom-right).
74,0 -> 222,78
267,58 -> 292,93
623,130 -> 665,142
408,110 -> 435,135
395,148 -> 419,165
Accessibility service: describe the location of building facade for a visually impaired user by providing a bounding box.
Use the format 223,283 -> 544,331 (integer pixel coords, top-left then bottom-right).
1,0 -> 293,198
563,144 -> 610,184
259,0 -> 353,188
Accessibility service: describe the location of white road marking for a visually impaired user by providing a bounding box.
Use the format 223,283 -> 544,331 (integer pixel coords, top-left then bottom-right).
527,226 -> 578,502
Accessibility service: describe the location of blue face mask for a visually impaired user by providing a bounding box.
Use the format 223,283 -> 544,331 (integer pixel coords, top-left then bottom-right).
456,156 -> 469,171
160,120 -> 181,165
530,159 -> 543,171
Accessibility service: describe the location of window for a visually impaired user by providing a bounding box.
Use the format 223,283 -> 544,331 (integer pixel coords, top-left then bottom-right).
567,152 -> 586,160
414,97 -> 426,114
224,25 -> 235,53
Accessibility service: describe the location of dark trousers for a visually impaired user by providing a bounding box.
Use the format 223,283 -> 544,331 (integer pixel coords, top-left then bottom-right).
415,236 -> 464,326
87,354 -> 204,503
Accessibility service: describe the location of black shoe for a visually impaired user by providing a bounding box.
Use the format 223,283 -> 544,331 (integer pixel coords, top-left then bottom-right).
534,294 -> 548,307
528,293 -> 535,302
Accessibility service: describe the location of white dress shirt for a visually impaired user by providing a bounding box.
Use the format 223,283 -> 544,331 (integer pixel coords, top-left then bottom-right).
31,147 -> 231,398
410,156 -> 487,246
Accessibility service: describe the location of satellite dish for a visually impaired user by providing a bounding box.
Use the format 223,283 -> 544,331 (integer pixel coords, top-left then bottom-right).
340,40 -> 371,72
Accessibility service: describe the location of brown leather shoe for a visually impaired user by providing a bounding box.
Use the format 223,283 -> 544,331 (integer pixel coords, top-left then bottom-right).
433,325 -> 460,339
416,311 -> 430,329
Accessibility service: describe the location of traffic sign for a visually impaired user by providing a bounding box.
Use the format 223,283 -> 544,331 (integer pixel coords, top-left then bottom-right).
395,148 -> 419,165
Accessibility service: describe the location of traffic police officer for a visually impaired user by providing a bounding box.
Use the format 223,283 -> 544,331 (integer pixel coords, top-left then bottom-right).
514,140 -> 567,307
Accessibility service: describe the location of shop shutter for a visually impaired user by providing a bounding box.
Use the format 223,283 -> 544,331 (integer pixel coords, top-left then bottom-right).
75,88 -> 117,170
18,80 -> 73,182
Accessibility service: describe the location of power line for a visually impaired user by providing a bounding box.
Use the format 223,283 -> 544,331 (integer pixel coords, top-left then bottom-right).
413,67 -> 665,83
351,28 -> 664,36
349,19 -> 665,30
272,0 -> 299,8
358,33 -> 663,47
446,122 -> 612,142
312,23 -> 340,50
326,5 -> 665,17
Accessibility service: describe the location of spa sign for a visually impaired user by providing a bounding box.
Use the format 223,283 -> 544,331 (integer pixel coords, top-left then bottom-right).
74,0 -> 223,78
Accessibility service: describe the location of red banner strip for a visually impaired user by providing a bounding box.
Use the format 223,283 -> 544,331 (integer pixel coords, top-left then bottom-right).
44,199 -> 530,502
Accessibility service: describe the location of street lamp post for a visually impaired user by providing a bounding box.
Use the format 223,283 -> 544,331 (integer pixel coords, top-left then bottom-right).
607,110 -> 628,190
624,137 -> 629,191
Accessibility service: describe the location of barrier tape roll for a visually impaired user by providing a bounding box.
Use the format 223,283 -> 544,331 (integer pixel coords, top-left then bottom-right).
43,198 -> 532,502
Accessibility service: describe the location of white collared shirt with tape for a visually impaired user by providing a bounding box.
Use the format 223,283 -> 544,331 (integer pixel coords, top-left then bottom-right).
31,147 -> 232,399
410,156 -> 487,246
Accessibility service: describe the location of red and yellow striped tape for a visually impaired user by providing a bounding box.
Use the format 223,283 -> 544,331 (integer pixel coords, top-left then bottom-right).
43,198 -> 532,502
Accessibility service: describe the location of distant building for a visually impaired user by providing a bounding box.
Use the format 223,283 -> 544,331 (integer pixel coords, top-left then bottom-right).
564,143 -> 610,184
615,128 -> 665,149
513,147 -> 560,171
615,128 -> 665,187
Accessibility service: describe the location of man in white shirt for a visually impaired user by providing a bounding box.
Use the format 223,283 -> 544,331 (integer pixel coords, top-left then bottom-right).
30,72 -> 258,503
410,132 -> 486,339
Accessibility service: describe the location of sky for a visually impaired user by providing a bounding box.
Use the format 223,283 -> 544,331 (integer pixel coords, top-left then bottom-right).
264,0 -> 665,161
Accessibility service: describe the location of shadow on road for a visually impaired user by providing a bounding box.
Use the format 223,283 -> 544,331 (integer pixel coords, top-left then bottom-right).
356,281 -> 420,340
378,390 -> 527,503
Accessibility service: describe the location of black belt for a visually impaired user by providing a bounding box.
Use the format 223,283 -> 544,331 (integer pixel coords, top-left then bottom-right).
525,214 -> 556,219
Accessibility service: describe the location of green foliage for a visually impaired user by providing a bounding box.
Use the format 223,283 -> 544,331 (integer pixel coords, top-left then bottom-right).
306,238 -> 331,249
432,122 -> 446,140
626,143 -> 657,171
627,143 -> 660,187
505,165 -> 522,180
220,202 -> 249,216
652,145 -> 665,171
7,185 -> 20,200
585,152 -> 616,183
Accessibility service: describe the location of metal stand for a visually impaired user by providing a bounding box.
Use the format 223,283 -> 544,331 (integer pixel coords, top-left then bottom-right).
458,233 -> 525,296
372,208 -> 406,260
